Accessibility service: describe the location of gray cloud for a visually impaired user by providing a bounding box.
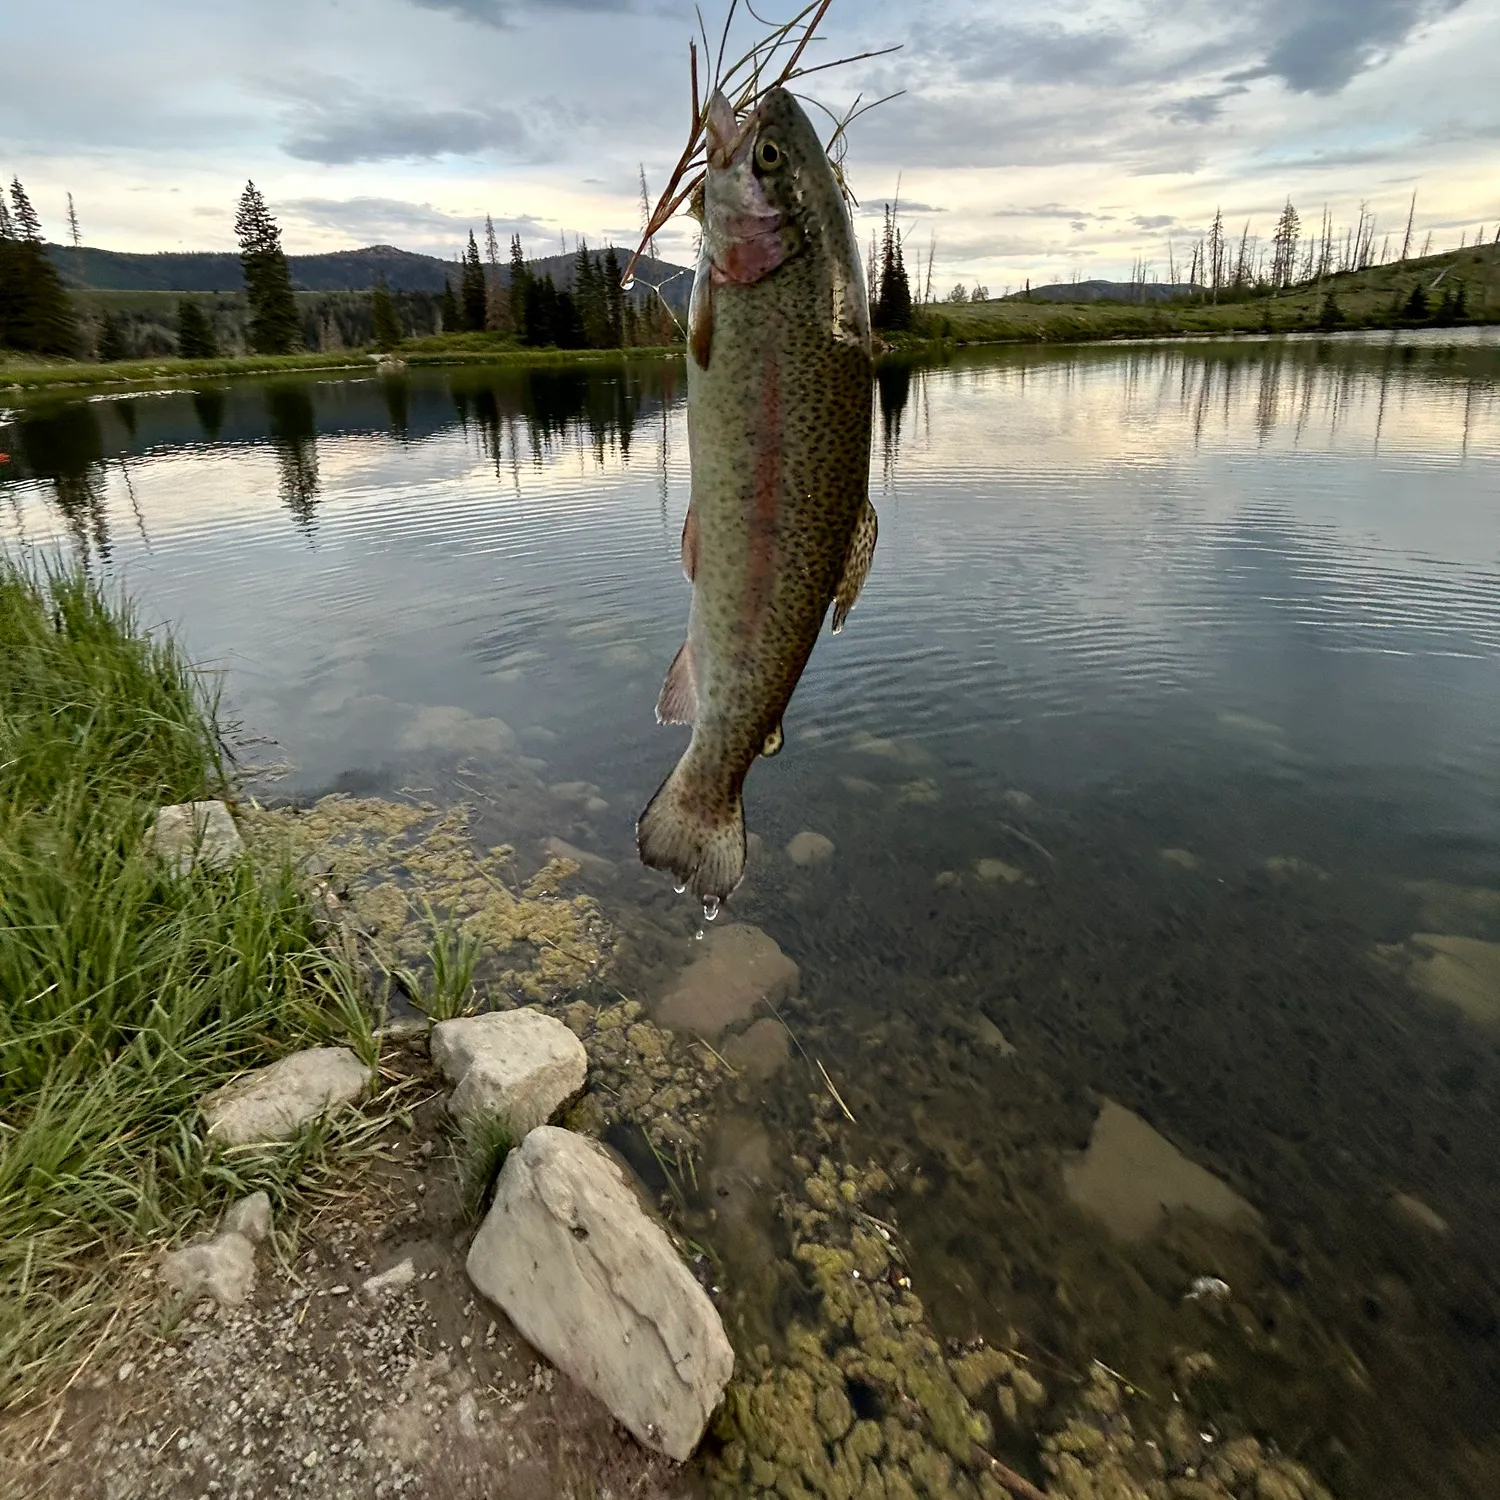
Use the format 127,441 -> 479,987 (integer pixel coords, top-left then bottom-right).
919,19 -> 1133,85
1132,213 -> 1177,229
858,199 -> 946,215
407,0 -> 645,27
280,196 -> 550,244
281,96 -> 536,165
994,204 -> 1115,220
1239,0 -> 1467,93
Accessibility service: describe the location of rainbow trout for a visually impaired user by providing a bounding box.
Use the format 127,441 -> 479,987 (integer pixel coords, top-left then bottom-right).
636,86 -> 876,905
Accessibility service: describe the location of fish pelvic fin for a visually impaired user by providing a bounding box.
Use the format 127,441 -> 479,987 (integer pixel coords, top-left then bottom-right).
832,499 -> 879,635
655,640 -> 699,725
690,275 -> 715,370
681,504 -> 699,581
636,754 -> 746,902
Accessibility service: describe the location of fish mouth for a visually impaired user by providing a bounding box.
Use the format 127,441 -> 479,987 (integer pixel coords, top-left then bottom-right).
705,89 -> 753,170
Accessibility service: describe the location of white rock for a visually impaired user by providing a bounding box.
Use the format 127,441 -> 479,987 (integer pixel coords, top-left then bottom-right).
201,1047 -> 372,1146
223,1190 -> 273,1244
161,1232 -> 258,1306
150,800 -> 245,877
467,1127 -> 734,1461
362,1258 -> 418,1298
786,830 -> 835,866
431,1009 -> 587,1133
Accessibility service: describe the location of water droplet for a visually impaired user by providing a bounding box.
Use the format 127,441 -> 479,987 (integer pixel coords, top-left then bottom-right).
702,895 -> 721,922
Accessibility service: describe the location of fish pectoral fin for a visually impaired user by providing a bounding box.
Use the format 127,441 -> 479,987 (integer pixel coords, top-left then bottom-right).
761,722 -> 784,758
681,504 -> 699,582
655,640 -> 699,725
689,276 -> 714,370
831,499 -> 878,635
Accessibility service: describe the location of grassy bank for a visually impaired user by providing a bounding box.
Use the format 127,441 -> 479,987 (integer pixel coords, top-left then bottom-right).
0,561 -> 373,1412
0,339 -> 683,393
904,242 -> 1500,349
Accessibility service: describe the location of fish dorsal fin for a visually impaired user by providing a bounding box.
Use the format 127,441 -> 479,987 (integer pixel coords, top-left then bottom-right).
681,504 -> 699,582
761,722 -> 784,758
831,499 -> 878,634
656,640 -> 699,725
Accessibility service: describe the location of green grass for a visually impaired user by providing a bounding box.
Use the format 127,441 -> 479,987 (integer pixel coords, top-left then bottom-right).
907,242 -> 1500,349
0,341 -> 685,393
0,559 -> 375,1412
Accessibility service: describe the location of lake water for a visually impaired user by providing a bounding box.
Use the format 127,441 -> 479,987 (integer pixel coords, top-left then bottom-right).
3,331 -> 1499,1498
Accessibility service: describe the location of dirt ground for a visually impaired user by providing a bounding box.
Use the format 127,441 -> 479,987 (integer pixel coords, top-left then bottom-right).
3,1050 -> 695,1500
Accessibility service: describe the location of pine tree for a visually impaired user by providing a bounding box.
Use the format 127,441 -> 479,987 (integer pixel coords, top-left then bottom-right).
483,214 -> 507,330
176,298 -> 218,358
508,234 -> 529,336
573,240 -> 611,348
1207,207 -> 1225,300
96,311 -> 129,362
1404,283 -> 1429,320
1318,291 -> 1345,329
439,278 -> 459,333
234,182 -> 300,354
872,205 -> 912,331
460,230 -> 487,332
602,245 -> 625,347
1272,200 -> 1300,288
371,277 -> 402,350
0,179 -> 78,354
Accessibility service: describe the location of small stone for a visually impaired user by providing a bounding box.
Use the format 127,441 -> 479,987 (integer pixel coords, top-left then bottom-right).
1388,1191 -> 1449,1236
976,858 -> 1023,884
1160,848 -> 1201,870
786,830 -> 835,866
431,1009 -> 588,1134
161,1233 -> 258,1306
935,870 -> 961,889
149,801 -> 245,878
200,1048 -> 372,1146
116,1362 -> 136,1382
1002,789 -> 1036,811
222,1191 -> 272,1245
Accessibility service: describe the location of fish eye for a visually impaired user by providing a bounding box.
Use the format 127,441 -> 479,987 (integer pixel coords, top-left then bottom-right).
755,138 -> 783,171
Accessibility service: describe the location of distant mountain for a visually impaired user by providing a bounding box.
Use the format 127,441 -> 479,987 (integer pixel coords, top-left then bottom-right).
46,243 -> 694,307
1000,280 -> 1202,304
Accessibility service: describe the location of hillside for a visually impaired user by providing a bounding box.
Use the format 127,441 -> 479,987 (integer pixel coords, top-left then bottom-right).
46,243 -> 693,306
1001,279 -> 1201,304
928,243 -> 1500,344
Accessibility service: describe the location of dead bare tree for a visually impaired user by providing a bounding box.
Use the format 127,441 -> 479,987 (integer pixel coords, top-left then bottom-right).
1400,189 -> 1417,261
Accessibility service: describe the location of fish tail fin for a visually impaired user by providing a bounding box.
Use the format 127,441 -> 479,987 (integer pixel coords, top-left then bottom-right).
636,750 -> 746,902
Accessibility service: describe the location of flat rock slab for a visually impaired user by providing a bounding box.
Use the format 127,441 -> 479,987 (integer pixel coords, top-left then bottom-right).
431,1009 -> 587,1133
467,1127 -> 734,1462
541,835 -> 616,880
150,800 -> 245,877
655,923 -> 799,1040
1063,1099 -> 1261,1243
201,1047 -> 372,1146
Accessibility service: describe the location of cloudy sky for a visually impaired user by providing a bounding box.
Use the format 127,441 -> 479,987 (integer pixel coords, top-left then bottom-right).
4,0 -> 1498,288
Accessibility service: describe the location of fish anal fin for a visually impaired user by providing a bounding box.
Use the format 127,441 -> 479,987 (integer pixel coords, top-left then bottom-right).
655,641 -> 699,725
689,276 -> 714,370
681,504 -> 699,582
831,499 -> 878,635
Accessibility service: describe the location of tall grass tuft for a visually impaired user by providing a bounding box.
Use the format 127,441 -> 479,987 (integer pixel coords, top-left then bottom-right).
0,559 -> 370,1411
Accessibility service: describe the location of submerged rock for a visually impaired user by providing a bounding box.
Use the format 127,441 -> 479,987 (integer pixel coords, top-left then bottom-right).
541,835 -> 616,880
722,1017 -> 792,1081
786,830 -> 836,867
201,1047 -> 372,1146
1063,1099 -> 1261,1243
975,858 -> 1023,885
655,924 -> 800,1040
1406,932 -> 1500,1028
1160,847 -> 1201,870
431,1009 -> 587,1134
1388,1191 -> 1449,1236
150,800 -> 245,877
467,1127 -> 734,1461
